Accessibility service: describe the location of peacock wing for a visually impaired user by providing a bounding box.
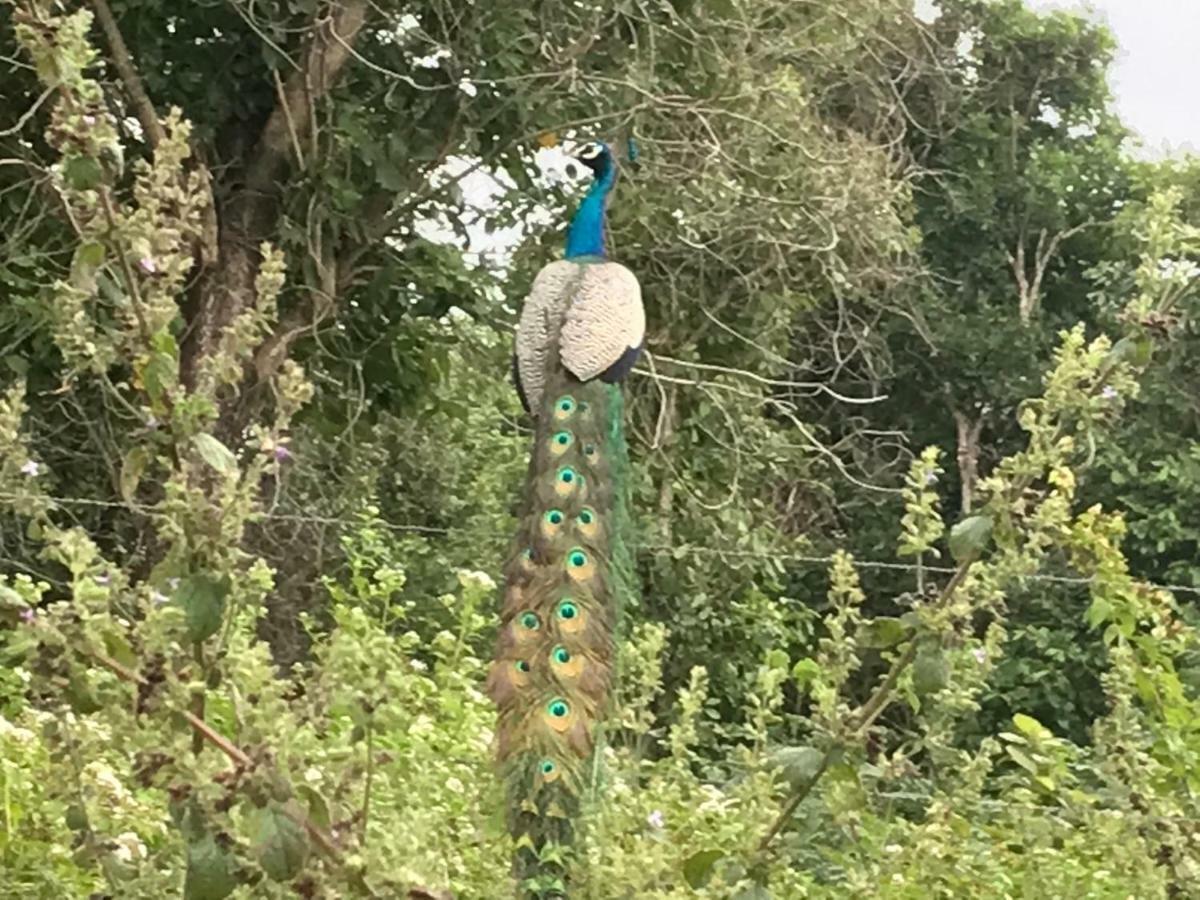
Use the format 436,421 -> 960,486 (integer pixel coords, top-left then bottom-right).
559,262 -> 644,384
515,260 -> 583,414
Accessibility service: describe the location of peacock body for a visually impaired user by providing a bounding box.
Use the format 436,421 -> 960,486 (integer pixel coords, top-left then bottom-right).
487,141 -> 643,896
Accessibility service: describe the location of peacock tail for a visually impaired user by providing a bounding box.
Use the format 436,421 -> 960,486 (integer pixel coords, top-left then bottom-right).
487,348 -> 636,896
490,138 -> 643,897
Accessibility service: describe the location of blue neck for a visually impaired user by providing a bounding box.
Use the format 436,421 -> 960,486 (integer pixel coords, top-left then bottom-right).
564,166 -> 616,259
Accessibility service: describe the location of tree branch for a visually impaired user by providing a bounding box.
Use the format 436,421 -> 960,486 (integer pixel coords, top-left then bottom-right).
88,649 -> 350,865
182,0 -> 370,395
243,1 -> 369,196
952,406 -> 988,514
1010,221 -> 1092,326
757,559 -> 975,854
88,0 -> 165,148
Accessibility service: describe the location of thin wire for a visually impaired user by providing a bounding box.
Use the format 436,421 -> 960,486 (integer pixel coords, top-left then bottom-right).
0,492 -> 448,534
3,491 -> 1199,597
868,791 -> 1200,825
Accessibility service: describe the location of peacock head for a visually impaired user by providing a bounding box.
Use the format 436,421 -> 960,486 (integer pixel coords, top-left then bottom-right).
574,141 -> 615,181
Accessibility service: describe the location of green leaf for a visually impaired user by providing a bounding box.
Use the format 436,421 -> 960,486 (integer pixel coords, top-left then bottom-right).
1005,745 -> 1039,775
120,446 -> 151,503
948,514 -> 993,562
732,886 -> 773,900
77,241 -> 106,266
176,573 -> 231,643
791,657 -> 820,688
295,785 -> 331,831
64,803 -> 88,832
250,802 -> 309,882
682,849 -> 724,889
855,616 -> 909,649
66,673 -> 102,714
102,629 -> 138,669
1108,335 -> 1153,368
151,330 -> 179,357
771,745 -> 827,791
63,156 -> 103,190
192,433 -> 238,475
912,645 -> 949,696
141,352 -> 176,403
184,834 -> 239,900
1086,596 -> 1111,628
70,241 -> 106,290
1012,713 -> 1044,737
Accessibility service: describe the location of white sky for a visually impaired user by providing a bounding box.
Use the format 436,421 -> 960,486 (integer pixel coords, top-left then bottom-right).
916,0 -> 1200,156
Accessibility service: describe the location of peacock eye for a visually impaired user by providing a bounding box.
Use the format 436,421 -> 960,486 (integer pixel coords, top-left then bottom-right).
556,396 -> 575,414
578,400 -> 589,412
547,698 -> 570,718
558,467 -> 577,485
557,600 -> 578,620
567,550 -> 587,568
578,508 -> 595,525
540,759 -> 556,775
545,509 -> 564,526
552,646 -> 571,664
515,660 -> 531,673
554,431 -> 572,447
519,611 -> 539,630
583,444 -> 596,457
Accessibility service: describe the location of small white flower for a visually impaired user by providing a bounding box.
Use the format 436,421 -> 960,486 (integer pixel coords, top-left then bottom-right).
19,459 -> 39,477
1101,385 -> 1118,400
410,658 -> 428,672
304,767 -> 323,785
696,784 -> 729,814
884,843 -> 903,854
457,569 -> 497,592
112,831 -> 147,863
646,809 -> 665,829
446,776 -> 464,794
413,47 -> 451,69
0,715 -> 35,743
457,79 -> 478,98
972,647 -> 988,664
138,256 -> 157,275
85,761 -> 131,804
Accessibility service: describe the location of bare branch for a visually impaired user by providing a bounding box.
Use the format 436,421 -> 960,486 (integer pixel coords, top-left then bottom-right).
88,0 -> 165,148
952,405 -> 988,513
243,1 -> 369,196
1010,221 -> 1093,325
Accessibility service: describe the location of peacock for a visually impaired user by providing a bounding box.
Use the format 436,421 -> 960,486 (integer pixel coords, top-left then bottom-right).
486,139 -> 644,896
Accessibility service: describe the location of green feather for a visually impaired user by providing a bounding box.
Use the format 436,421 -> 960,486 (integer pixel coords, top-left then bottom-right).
487,361 -> 636,897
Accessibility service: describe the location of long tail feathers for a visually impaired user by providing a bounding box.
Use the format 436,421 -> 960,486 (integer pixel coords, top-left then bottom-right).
487,362 -> 633,897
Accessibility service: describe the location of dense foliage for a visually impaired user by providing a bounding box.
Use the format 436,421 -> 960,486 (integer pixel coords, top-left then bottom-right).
1,0 -> 1198,896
